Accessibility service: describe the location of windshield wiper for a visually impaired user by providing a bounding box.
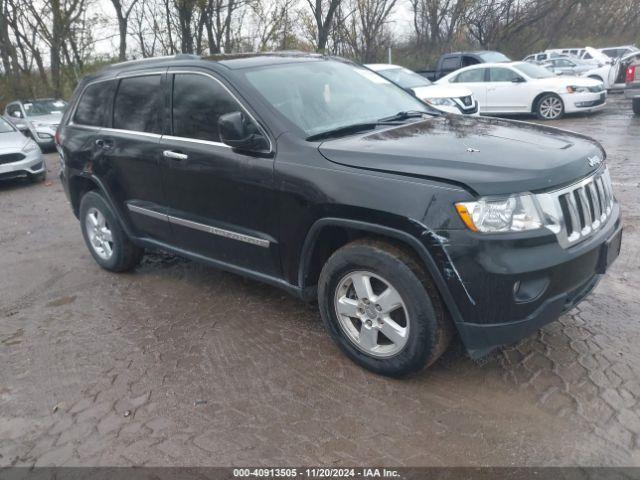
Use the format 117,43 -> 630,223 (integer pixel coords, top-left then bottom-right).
377,110 -> 432,122
306,112 -> 432,142
306,122 -> 384,141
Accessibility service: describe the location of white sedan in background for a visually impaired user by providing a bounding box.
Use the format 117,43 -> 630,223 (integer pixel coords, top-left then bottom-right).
366,63 -> 479,115
436,61 -> 606,120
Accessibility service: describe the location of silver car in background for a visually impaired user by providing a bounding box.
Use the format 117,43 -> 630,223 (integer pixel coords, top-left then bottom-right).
4,98 -> 67,151
541,57 -> 595,76
0,116 -> 46,183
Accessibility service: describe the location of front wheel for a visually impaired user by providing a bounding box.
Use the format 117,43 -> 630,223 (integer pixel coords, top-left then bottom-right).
318,239 -> 452,377
633,98 -> 640,115
79,191 -> 144,272
536,94 -> 564,120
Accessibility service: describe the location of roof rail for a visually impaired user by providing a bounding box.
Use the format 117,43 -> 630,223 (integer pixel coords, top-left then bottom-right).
104,53 -> 201,69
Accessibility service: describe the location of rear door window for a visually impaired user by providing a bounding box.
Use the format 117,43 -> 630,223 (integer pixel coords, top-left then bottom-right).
113,75 -> 162,134
489,68 -> 521,82
74,81 -> 116,127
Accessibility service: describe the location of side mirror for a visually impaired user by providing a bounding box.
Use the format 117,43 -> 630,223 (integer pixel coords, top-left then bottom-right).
10,111 -> 23,119
511,77 -> 525,83
218,111 -> 269,152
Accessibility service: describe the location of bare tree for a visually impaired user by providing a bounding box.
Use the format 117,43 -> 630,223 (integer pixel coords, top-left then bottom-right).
306,0 -> 343,52
339,0 -> 398,62
110,0 -> 140,60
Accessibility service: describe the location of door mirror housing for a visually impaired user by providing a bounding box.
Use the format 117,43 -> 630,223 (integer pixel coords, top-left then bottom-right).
218,111 -> 269,152
511,76 -> 526,83
10,110 -> 23,119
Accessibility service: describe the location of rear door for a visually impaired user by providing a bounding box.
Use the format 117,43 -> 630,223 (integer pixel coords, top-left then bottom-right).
96,72 -> 172,243
159,69 -> 280,277
451,68 -> 488,111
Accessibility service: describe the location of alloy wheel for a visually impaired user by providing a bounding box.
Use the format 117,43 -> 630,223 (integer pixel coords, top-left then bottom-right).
334,270 -> 410,358
85,207 -> 114,260
539,96 -> 563,119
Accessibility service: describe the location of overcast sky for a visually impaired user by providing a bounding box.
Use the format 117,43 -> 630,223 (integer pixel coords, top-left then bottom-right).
89,0 -> 416,57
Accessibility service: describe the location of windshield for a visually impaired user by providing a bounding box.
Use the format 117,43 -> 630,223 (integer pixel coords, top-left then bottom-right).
243,60 -> 428,137
0,117 -> 16,133
374,67 -> 431,89
477,52 -> 511,63
512,62 -> 555,79
23,99 -> 67,117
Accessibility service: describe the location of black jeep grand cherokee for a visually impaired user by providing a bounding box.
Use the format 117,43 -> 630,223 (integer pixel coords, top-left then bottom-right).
58,53 -> 622,376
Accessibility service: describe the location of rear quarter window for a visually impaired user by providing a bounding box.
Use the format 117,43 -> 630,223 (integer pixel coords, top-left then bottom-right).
73,81 -> 116,127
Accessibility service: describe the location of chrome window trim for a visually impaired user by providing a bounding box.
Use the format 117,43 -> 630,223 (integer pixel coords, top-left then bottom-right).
163,135 -> 231,149
102,127 -> 162,139
168,69 -> 274,153
127,204 -> 270,248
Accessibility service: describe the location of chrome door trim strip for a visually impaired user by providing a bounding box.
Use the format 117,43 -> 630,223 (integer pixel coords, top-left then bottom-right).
127,204 -> 169,221
102,127 -> 162,139
126,204 -> 270,248
168,215 -> 270,248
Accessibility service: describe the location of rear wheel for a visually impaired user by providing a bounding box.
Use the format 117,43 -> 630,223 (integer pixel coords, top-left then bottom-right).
318,238 -> 452,377
633,98 -> 640,115
536,93 -> 564,120
79,191 -> 144,272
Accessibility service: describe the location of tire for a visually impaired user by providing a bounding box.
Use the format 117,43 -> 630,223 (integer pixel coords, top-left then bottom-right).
29,170 -> 46,183
536,93 -> 564,120
633,98 -> 640,115
318,238 -> 453,377
79,191 -> 143,272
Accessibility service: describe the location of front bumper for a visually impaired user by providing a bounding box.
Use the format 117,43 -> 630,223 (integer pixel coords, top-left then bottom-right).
0,148 -> 45,179
563,90 -> 607,113
440,203 -> 621,357
625,84 -> 640,99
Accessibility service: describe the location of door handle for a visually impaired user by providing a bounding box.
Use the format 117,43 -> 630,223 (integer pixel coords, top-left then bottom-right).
163,150 -> 188,161
95,138 -> 114,150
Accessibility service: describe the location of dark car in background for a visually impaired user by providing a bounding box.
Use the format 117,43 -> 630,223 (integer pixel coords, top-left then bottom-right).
57,53 -> 621,376
418,50 -> 511,81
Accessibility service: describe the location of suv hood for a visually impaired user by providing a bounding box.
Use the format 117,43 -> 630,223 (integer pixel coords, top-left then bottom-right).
318,115 -> 605,196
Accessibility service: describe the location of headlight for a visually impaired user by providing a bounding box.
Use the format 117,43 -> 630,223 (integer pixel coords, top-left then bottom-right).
22,140 -> 39,153
566,86 -> 589,93
424,97 -> 457,107
455,194 -> 543,233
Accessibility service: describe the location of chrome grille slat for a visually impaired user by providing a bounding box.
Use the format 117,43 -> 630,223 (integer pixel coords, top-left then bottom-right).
537,168 -> 615,249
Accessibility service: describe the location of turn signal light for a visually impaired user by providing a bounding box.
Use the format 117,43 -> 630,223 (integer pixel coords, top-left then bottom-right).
455,204 -> 478,232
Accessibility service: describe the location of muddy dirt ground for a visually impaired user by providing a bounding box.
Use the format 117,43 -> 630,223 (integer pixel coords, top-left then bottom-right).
1,94 -> 639,467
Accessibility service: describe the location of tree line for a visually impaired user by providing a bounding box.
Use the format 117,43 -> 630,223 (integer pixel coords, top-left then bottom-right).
1,0 -> 639,103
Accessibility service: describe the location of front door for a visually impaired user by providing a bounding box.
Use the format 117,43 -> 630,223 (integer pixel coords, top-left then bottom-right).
486,67 -> 528,112
159,70 -> 280,277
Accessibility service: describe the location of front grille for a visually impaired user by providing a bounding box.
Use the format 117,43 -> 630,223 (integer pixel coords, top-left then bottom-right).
0,153 -> 26,165
461,95 -> 473,107
537,169 -> 614,248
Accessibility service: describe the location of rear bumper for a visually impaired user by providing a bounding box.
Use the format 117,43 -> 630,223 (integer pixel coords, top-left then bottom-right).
625,84 -> 640,99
